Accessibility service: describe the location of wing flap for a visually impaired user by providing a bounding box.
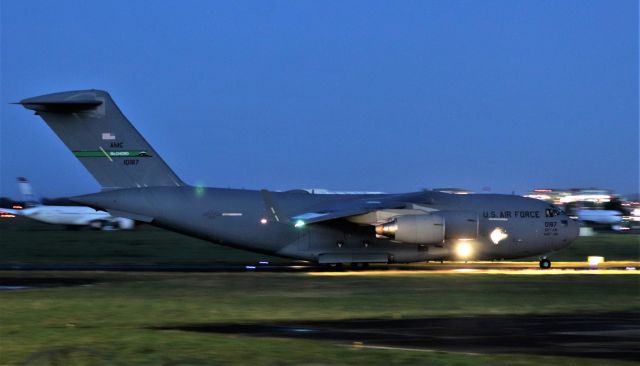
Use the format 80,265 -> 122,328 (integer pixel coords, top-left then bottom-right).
290,192 -> 430,225
291,207 -> 372,225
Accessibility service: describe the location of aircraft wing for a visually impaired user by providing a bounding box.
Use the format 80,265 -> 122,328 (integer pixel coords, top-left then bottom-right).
290,192 -> 429,225
0,208 -> 20,215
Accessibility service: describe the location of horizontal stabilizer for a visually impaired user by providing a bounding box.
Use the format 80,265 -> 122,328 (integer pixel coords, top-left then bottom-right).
20,100 -> 103,113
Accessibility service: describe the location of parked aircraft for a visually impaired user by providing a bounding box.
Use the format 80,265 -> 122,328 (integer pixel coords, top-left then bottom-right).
576,209 -> 623,230
0,177 -> 134,230
17,90 -> 579,268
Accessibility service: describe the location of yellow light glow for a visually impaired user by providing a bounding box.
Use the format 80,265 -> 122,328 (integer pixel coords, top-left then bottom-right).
455,241 -> 473,258
490,227 -> 508,245
308,269 -> 638,276
588,256 -> 605,266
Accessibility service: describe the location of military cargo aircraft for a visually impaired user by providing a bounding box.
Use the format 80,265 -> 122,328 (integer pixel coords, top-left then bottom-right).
17,90 -> 579,268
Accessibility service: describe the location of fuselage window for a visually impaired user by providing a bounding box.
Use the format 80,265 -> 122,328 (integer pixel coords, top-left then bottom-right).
545,208 -> 562,217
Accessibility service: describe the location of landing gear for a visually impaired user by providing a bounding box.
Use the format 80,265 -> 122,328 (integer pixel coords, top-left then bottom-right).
89,220 -> 103,230
539,258 -> 552,269
326,263 -> 369,271
349,262 -> 369,270
101,223 -> 116,231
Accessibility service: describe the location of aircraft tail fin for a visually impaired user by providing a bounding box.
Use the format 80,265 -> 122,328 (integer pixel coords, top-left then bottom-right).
16,177 -> 39,207
20,90 -> 184,189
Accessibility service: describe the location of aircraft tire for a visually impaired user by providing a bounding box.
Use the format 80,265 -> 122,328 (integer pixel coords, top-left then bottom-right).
101,223 -> 116,231
349,262 -> 369,270
539,258 -> 552,269
89,220 -> 103,229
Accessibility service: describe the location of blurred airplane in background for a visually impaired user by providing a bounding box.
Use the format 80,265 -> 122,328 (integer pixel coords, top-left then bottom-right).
0,177 -> 134,230
524,188 -> 630,231
575,209 -> 624,231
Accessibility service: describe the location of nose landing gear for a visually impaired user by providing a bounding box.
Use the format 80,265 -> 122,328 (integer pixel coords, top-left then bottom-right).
539,257 -> 552,269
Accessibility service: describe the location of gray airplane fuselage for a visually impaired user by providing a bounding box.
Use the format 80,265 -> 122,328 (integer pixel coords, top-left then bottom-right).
75,186 -> 578,264
19,89 -> 579,265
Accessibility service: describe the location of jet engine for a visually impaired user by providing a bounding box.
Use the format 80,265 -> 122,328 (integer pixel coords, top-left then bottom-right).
375,214 -> 445,244
375,211 -> 479,244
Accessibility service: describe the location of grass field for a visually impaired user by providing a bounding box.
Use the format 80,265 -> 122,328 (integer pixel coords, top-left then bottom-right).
1,217 -> 638,265
1,217 -> 639,365
1,271 -> 639,365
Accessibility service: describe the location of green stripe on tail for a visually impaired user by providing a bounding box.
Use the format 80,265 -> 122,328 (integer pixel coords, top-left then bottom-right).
73,150 -> 152,158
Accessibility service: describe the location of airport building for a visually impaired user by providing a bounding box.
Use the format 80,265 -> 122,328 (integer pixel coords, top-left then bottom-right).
524,188 -> 617,205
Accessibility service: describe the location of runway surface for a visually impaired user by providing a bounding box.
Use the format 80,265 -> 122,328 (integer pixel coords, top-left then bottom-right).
0,261 -> 637,273
158,312 -> 640,361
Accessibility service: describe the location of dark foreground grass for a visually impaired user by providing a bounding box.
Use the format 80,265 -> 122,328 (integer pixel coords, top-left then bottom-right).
541,232 -> 640,261
0,217 -> 287,265
1,271 -> 638,365
1,217 -> 638,265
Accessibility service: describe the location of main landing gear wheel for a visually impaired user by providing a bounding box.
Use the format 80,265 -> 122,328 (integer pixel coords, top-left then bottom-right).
89,220 -> 104,230
539,258 -> 552,269
349,263 -> 370,270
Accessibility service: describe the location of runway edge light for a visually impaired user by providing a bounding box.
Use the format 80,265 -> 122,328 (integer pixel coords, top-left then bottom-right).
588,256 -> 604,267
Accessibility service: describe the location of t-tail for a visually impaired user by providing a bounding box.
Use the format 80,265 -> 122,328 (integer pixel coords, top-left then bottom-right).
19,90 -> 184,189
17,177 -> 39,207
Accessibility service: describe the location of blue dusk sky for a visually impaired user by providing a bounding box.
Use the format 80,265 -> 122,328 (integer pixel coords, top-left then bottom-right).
1,0 -> 638,199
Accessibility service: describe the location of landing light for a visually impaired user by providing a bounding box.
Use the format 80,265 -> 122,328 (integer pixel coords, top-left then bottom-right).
588,256 -> 604,267
455,241 -> 473,258
260,218 -> 268,225
490,227 -> 508,245
294,220 -> 305,228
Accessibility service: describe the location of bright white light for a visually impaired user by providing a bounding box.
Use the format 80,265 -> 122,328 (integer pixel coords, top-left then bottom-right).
588,256 -> 604,266
260,218 -> 268,225
560,194 -> 611,204
294,220 -> 305,228
455,241 -> 473,258
490,227 -> 508,245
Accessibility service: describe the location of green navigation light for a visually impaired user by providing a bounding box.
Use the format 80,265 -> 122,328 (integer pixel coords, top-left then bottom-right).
195,184 -> 205,198
294,220 -> 305,228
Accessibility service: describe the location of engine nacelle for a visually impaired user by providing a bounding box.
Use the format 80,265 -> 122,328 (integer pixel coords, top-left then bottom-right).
116,217 -> 135,230
375,211 -> 478,244
375,214 -> 445,244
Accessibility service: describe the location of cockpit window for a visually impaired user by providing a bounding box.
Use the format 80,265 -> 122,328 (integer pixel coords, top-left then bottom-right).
545,208 -> 563,217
